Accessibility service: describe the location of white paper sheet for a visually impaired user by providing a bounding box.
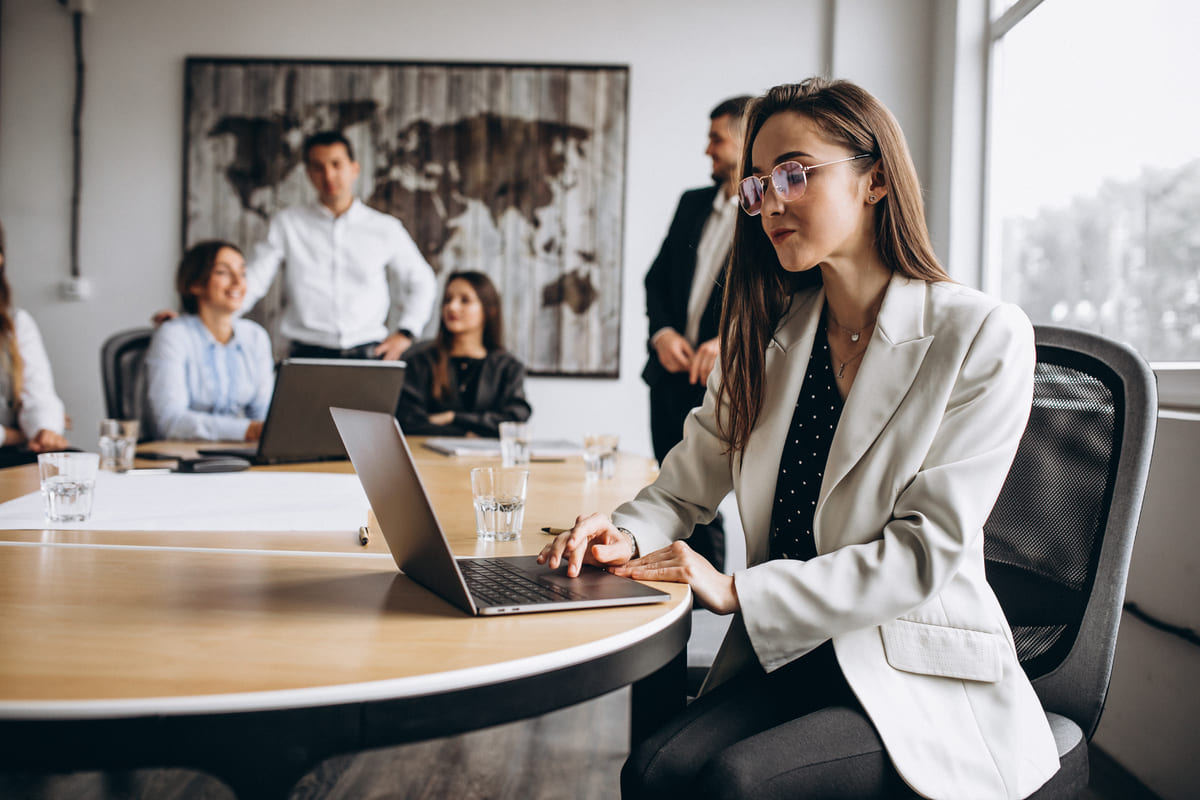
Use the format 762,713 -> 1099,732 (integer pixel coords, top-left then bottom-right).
0,471 -> 370,531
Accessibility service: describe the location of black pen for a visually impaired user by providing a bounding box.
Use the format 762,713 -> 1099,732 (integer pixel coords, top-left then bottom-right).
359,525 -> 370,546
540,526 -> 569,535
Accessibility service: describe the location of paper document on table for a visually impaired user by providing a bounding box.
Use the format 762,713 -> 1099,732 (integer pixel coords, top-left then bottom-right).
0,471 -> 369,531
423,437 -> 581,459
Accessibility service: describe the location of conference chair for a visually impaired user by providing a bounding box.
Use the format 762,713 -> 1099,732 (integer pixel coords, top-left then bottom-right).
685,324 -> 1158,798
100,327 -> 154,439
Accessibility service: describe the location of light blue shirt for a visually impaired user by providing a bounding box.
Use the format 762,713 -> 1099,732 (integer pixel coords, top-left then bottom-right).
145,315 -> 275,441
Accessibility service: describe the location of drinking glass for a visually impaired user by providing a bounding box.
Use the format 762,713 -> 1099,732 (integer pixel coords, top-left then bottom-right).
38,452 -> 100,523
470,467 -> 529,541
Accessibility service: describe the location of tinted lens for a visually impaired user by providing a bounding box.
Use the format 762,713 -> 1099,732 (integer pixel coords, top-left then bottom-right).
738,176 -> 765,215
772,161 -> 808,200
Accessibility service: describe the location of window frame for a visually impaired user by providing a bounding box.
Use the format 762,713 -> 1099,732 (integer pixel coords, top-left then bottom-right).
976,0 -> 1198,410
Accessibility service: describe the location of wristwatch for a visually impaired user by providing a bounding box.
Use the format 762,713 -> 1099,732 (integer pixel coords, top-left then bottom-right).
397,328 -> 415,340
616,526 -> 638,558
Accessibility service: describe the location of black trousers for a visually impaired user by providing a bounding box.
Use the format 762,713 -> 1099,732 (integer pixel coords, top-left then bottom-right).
649,373 -> 725,571
622,641 -> 912,800
288,341 -> 381,360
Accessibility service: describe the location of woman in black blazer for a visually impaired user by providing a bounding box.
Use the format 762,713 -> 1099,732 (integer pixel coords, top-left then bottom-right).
395,270 -> 531,437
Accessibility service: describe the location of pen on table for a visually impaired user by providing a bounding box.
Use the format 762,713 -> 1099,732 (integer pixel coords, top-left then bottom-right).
359,525 -> 370,546
540,526 -> 569,535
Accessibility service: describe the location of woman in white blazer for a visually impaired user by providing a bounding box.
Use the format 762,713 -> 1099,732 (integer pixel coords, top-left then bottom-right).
0,220 -> 69,467
541,79 -> 1060,799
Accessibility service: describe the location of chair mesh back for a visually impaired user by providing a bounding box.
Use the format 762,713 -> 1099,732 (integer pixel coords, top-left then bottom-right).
101,329 -> 153,438
984,347 -> 1123,680
115,341 -> 151,432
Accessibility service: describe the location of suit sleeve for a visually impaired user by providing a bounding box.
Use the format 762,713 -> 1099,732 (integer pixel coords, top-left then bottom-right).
644,195 -> 697,342
735,304 -> 1036,671
611,357 -> 735,553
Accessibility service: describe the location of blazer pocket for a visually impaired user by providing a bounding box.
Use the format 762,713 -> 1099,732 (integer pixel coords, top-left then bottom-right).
880,618 -> 1005,683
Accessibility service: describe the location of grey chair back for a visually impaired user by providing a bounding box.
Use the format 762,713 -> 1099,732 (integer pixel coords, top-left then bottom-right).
100,327 -> 154,439
983,325 -> 1158,740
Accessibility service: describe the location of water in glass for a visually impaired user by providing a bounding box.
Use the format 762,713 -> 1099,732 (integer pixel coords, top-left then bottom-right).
41,476 -> 96,522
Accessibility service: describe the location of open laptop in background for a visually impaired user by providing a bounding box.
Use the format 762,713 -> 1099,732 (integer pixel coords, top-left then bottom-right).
330,406 -> 669,616
199,359 -> 406,465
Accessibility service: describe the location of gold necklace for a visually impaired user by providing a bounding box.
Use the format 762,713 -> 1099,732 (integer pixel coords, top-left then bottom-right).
831,346 -> 867,379
825,305 -> 875,343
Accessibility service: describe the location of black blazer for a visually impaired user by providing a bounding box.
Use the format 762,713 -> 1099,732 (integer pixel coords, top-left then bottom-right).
395,341 -> 532,437
641,185 -> 727,387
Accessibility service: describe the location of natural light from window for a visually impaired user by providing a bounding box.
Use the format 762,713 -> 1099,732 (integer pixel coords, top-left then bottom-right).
988,0 -> 1200,363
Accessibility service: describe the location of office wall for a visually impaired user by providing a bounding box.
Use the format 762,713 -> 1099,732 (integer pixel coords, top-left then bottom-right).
1093,412 -> 1200,800
0,0 -> 934,457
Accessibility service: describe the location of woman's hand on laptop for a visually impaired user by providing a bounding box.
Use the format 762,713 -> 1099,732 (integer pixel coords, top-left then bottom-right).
538,512 -> 632,578
609,541 -> 739,615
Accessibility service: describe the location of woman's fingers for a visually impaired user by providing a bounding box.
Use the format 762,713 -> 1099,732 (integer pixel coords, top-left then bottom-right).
537,513 -> 614,576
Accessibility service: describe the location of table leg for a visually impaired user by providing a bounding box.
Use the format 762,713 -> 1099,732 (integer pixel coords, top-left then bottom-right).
629,649 -> 686,746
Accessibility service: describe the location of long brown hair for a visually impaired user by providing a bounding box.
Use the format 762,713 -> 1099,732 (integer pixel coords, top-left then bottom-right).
0,220 -> 24,404
430,270 -> 505,401
717,78 -> 951,453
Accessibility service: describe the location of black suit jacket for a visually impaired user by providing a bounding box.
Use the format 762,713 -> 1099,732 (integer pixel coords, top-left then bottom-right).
641,185 -> 727,387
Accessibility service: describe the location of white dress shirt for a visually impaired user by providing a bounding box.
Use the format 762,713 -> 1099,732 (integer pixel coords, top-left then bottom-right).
144,314 -> 275,441
0,309 -> 66,437
244,200 -> 438,349
684,191 -> 737,345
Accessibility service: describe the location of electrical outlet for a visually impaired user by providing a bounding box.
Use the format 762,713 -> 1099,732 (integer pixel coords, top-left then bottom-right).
59,276 -> 92,302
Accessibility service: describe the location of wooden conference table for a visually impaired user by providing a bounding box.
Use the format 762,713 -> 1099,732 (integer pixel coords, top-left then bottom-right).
0,441 -> 691,798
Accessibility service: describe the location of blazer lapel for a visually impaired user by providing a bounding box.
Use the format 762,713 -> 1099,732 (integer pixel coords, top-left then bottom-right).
817,275 -> 933,513
737,288 -> 825,566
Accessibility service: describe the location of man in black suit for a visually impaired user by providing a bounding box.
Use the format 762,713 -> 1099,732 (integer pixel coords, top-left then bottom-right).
642,96 -> 751,572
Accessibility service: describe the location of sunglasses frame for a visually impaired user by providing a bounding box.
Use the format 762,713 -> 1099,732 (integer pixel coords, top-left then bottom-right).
739,153 -> 874,215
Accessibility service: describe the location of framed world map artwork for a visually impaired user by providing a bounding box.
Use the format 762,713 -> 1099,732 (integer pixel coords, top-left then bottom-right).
183,58 -> 628,377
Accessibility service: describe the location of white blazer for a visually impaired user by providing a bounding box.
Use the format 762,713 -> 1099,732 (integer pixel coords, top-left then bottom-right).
613,274 -> 1060,799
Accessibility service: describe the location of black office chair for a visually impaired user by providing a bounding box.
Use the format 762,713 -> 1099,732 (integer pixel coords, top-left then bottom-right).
100,327 -> 154,439
982,324 -> 1157,797
683,325 -> 1158,798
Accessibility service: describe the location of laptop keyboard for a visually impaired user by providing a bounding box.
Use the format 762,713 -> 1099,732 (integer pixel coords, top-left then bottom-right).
458,558 -> 587,607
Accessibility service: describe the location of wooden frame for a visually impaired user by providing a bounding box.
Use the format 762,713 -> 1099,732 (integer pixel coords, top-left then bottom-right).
183,58 -> 628,377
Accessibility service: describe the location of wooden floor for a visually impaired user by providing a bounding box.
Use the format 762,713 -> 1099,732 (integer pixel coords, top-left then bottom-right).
0,687 -> 1157,800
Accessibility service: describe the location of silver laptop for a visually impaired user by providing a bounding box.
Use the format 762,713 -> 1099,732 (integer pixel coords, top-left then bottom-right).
330,406 -> 669,615
200,359 -> 406,465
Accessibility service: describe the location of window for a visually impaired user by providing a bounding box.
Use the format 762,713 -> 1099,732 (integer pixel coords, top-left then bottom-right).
985,0 -> 1200,364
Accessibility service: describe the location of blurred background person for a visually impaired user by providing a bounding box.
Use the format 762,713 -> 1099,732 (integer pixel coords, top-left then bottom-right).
145,241 -> 275,441
396,270 -> 530,437
0,220 -> 70,467
641,95 -> 752,571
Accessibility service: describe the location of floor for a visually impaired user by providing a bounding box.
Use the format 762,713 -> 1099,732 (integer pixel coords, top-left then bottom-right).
0,685 -> 1157,800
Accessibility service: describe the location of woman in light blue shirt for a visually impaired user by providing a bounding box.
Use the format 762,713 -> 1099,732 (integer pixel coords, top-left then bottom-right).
146,241 -> 275,441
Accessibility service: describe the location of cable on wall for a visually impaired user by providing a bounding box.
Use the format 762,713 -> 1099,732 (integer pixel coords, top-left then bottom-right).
1124,601 -> 1200,650
57,0 -> 94,301
70,8 -> 84,280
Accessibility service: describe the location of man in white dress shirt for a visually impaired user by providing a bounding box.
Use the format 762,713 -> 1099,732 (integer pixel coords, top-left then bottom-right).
243,130 -> 437,360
